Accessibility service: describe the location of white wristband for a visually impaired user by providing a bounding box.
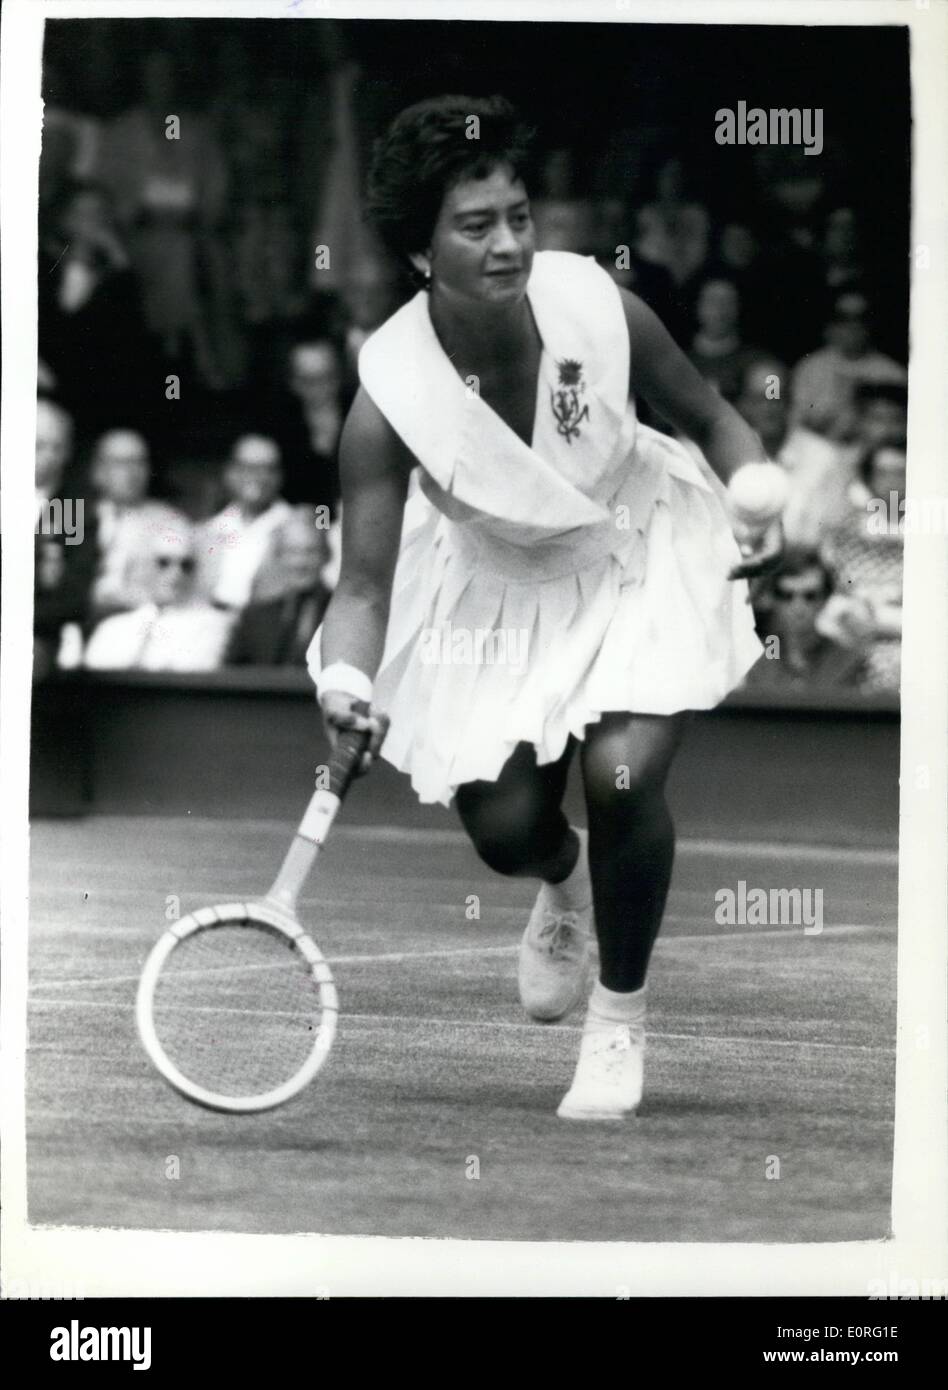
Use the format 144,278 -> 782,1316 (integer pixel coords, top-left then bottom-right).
316,661 -> 374,705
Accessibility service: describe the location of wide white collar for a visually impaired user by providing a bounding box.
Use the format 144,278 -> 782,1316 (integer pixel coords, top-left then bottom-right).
358,251 -> 630,530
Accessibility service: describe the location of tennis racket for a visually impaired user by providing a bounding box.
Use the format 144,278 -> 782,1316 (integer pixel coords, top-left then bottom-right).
136,718 -> 370,1113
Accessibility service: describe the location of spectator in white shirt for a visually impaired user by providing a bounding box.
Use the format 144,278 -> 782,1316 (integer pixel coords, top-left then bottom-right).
90,429 -> 186,618
789,291 -> 906,441
84,527 -> 234,672
818,442 -> 906,694
734,357 -> 851,547
196,434 -> 292,610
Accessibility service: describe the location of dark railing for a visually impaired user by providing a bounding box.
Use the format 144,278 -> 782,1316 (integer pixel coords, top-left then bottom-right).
30,668 -> 900,846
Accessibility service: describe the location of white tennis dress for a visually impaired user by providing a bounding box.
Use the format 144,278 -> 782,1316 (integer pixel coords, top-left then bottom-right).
307,250 -> 762,805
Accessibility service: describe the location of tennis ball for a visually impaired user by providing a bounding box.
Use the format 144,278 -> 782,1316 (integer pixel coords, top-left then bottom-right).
727,462 -> 789,526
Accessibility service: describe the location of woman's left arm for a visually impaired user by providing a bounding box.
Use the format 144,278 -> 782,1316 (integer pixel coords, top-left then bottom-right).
619,288 -> 783,577
620,287 -> 765,482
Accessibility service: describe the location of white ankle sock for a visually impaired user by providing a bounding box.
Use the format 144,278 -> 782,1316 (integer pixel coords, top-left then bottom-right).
588,979 -> 647,1027
547,827 -> 591,913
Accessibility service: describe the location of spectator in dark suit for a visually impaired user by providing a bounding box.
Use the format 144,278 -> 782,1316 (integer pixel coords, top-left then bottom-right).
264,337 -> 349,509
38,183 -> 150,441
227,506 -> 332,666
34,399 -> 98,680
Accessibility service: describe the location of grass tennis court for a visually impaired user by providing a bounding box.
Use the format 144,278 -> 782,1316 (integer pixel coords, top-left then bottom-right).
26,812 -> 896,1244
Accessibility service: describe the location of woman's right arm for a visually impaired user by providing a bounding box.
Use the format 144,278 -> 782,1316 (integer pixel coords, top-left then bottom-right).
320,386 -> 412,676
317,386 -> 412,767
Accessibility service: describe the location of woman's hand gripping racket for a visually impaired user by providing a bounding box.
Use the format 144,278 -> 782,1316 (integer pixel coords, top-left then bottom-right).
136,712 -> 371,1113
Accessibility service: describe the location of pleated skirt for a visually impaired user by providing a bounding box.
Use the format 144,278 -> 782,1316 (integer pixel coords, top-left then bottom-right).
311,424 -> 763,805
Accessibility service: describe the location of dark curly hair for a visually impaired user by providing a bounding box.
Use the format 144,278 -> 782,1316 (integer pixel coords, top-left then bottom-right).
365,94 -> 537,270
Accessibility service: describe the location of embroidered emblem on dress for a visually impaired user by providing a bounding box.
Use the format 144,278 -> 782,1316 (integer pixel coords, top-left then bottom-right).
550,358 -> 590,444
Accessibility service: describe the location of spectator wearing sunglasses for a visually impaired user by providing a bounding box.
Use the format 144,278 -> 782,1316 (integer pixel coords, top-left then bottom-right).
84,527 -> 234,671
90,429 -> 186,620
746,547 -> 866,691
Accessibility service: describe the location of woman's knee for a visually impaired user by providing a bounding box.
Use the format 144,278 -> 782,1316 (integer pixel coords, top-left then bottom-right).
581,715 -> 685,817
456,785 -> 563,877
469,827 -> 536,875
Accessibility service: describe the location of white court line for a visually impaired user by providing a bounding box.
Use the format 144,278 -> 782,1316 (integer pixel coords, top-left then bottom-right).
30,944 -> 521,991
330,826 -> 899,867
28,923 -> 875,994
25,995 -> 893,1055
326,923 -> 870,963
33,823 -> 898,866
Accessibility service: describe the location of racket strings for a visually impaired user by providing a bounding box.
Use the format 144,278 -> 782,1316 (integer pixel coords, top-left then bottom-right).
150,921 -> 324,1098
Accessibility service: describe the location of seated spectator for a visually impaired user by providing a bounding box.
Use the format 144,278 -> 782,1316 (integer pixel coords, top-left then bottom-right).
196,434 -> 293,611
336,256 -> 401,377
97,48 -> 230,390
717,222 -> 759,277
596,197 -> 687,344
734,357 -> 850,546
837,381 -> 908,476
38,58 -> 101,254
38,182 -> 149,440
227,507 -> 332,665
90,430 -> 187,618
687,277 -> 761,402
789,291 -> 906,441
746,548 -> 865,691
35,399 -> 73,523
264,338 -> 347,507
819,441 -> 906,694
84,527 -> 234,672
635,157 -> 710,294
531,148 -> 595,254
750,145 -> 828,362
231,199 -> 310,395
208,39 -> 294,203
713,221 -> 772,350
34,399 -> 97,680
820,206 -> 868,300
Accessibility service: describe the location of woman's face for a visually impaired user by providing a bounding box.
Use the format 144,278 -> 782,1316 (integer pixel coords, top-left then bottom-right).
422,163 -> 535,309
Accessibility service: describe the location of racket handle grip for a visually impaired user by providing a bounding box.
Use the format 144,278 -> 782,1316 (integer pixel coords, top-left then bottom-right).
328,699 -> 372,799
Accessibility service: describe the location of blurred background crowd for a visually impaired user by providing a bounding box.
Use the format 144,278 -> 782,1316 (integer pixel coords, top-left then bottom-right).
33,18 -> 909,696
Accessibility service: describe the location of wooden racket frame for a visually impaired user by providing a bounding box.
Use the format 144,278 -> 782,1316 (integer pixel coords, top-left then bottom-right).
136,722 -> 369,1113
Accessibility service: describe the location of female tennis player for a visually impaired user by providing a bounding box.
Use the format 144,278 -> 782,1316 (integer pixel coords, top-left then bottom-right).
308,95 -> 784,1120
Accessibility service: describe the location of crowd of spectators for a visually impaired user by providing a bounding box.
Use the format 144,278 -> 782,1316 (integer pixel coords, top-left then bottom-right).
33,38 -> 907,696
34,400 -> 339,678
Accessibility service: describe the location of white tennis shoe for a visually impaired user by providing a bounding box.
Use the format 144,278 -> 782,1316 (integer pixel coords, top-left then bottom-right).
556,1019 -> 645,1120
518,838 -> 592,1022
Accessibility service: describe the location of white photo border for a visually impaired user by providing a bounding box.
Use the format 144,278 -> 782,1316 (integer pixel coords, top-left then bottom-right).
2,0 -> 945,1299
